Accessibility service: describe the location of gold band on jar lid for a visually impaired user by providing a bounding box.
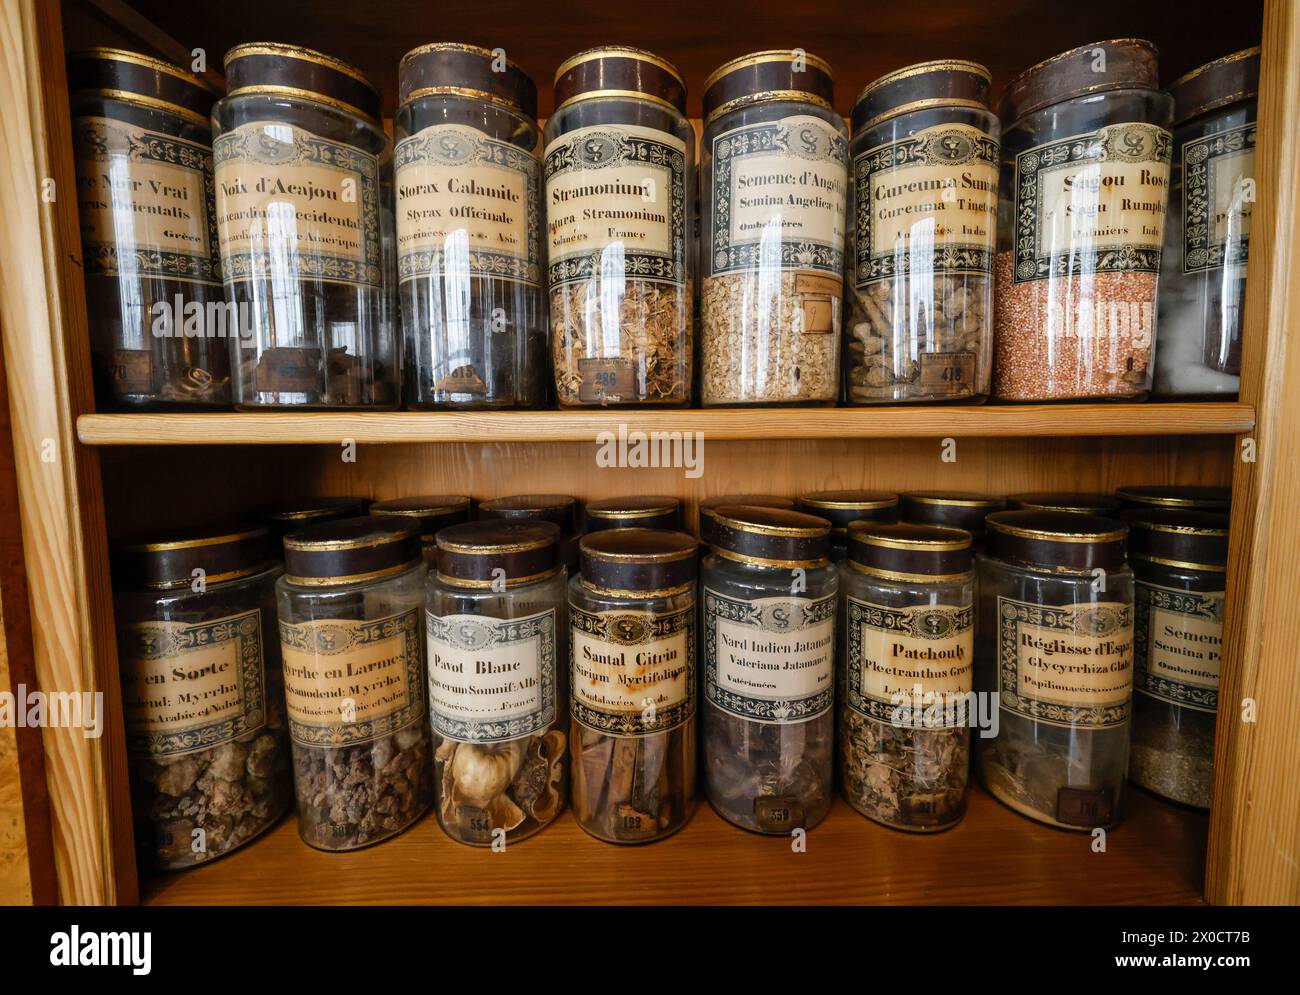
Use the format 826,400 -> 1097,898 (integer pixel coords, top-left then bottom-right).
224,42 -> 378,92
70,47 -> 222,94
554,45 -> 684,87
703,49 -> 834,91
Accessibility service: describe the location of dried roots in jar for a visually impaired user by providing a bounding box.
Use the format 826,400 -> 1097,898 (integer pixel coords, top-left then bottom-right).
841,710 -> 967,831
434,730 -> 568,845
572,724 -> 695,842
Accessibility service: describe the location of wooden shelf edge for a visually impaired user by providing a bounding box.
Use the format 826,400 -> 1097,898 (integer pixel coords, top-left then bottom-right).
76,403 -> 1256,446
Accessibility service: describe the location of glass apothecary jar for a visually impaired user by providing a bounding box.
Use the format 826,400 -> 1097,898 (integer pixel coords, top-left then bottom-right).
840,522 -> 974,831
585,496 -> 681,533
1156,49 -> 1259,398
427,522 -> 569,845
700,51 -> 847,406
263,496 -> 369,554
900,492 -> 1006,548
698,494 -> 794,547
480,493 -> 581,573
1123,509 -> 1228,808
569,528 -> 698,842
395,44 -> 547,408
370,494 -> 472,563
995,40 -> 1174,402
546,47 -> 694,406
846,60 -> 999,404
1115,484 -> 1230,513
213,43 -> 398,409
113,524 -> 291,869
68,48 -> 230,409
976,511 -> 1135,829
276,518 -> 433,850
702,506 -> 837,833
1007,492 -> 1123,517
796,490 -> 899,562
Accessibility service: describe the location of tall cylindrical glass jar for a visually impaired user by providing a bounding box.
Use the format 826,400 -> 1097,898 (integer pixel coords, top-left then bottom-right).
702,506 -> 837,833
995,40 -> 1174,402
369,494 -> 472,564
213,43 -> 398,409
839,523 -> 974,831
976,511 -> 1134,829
68,49 -> 230,408
113,524 -> 291,869
395,44 -> 547,408
796,490 -> 899,562
699,51 -> 847,406
276,518 -> 433,850
427,522 -> 569,844
1155,49 -> 1258,398
1123,509 -> 1228,808
899,492 -> 1006,548
846,60 -> 999,404
569,529 -> 697,842
546,47 -> 693,406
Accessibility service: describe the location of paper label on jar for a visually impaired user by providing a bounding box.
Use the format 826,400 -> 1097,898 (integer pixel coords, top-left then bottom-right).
394,123 -> 541,286
73,115 -> 221,286
543,123 -> 687,289
1182,122 -> 1255,274
213,120 -> 383,288
702,589 -> 835,723
853,122 -> 998,288
845,598 -> 973,727
1012,121 -> 1172,284
118,609 -> 267,758
707,114 -> 847,277
280,609 -> 425,748
996,597 -> 1134,729
1134,581 -> 1223,713
570,604 -> 694,736
426,609 -> 556,742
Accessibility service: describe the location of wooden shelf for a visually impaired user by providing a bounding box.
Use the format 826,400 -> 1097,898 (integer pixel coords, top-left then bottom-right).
141,785 -> 1206,905
76,403 -> 1255,446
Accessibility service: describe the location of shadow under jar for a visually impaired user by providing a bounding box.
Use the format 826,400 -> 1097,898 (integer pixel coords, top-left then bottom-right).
68,48 -> 229,409
213,43 -> 397,409
276,518 -> 434,850
702,506 -> 837,833
839,522 -> 974,832
427,522 -> 569,845
569,529 -> 698,842
395,44 -> 548,408
975,511 -> 1134,829
113,524 -> 291,870
845,60 -> 999,405
994,40 -> 1174,402
699,51 -> 847,406
546,47 -> 694,406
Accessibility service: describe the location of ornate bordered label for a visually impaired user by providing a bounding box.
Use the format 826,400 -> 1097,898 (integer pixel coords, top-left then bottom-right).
119,609 -> 266,758
996,596 -> 1134,729
280,608 -> 425,748
853,122 -> 997,288
1134,581 -> 1222,713
426,609 -> 556,742
1012,121 -> 1172,284
1182,121 -> 1255,275
544,123 -> 687,290
570,604 -> 694,736
214,120 -> 382,288
73,115 -> 221,286
394,123 -> 541,286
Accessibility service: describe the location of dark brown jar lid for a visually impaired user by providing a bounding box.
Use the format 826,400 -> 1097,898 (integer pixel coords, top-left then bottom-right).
67,47 -> 221,128
553,45 -> 686,115
1115,484 -> 1231,512
114,523 -> 274,591
479,493 -> 577,533
578,528 -> 697,597
224,42 -> 383,126
900,491 -> 1006,537
282,517 -> 421,587
999,39 -> 1160,123
398,42 -> 538,119
369,495 -> 472,544
708,505 -> 831,567
847,522 -> 973,580
703,50 -> 835,125
698,494 -> 794,544
265,497 -> 369,545
795,490 -> 899,537
1008,492 -> 1123,516
986,510 -> 1128,573
1122,509 -> 1229,572
852,59 -> 992,133
435,521 -> 561,588
585,496 -> 681,533
1169,47 -> 1260,125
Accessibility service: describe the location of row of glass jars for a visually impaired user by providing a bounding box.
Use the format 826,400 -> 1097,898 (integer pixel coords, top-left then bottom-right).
70,39 -> 1257,413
